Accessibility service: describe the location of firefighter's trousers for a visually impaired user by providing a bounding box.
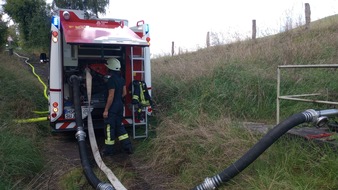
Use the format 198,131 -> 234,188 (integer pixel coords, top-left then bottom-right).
104,108 -> 132,150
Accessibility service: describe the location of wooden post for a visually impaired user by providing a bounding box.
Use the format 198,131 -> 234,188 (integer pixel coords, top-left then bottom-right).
305,3 -> 311,29
171,41 -> 174,56
206,32 -> 210,47
252,19 -> 256,40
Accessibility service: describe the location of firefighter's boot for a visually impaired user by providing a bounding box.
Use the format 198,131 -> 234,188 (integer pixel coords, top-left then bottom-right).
101,145 -> 115,157
121,139 -> 133,154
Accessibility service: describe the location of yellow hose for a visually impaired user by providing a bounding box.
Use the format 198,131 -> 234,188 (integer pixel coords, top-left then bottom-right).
13,52 -> 49,123
26,62 -> 48,100
14,52 -> 48,100
32,110 -> 49,114
14,117 -> 48,123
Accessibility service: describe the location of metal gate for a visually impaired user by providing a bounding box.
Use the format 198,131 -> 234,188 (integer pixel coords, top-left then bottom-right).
277,64 -> 338,124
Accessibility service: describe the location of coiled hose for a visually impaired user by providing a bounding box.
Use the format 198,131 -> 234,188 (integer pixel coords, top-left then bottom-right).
71,75 -> 114,190
193,109 -> 338,190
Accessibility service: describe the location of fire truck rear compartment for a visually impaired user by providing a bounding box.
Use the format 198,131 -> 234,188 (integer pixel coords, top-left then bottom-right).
63,44 -> 126,123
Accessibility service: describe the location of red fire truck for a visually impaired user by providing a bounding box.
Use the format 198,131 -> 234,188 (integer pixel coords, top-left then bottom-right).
43,9 -> 152,138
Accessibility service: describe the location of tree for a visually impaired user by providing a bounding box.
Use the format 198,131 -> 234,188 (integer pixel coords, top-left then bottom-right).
3,0 -> 109,52
53,0 -> 109,18
0,14 -> 8,49
3,0 -> 51,51
27,6 -> 51,51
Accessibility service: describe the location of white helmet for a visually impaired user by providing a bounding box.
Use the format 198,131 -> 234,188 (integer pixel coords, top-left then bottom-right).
106,58 -> 121,71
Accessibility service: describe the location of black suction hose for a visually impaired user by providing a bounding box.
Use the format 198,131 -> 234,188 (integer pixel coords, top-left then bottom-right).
219,113 -> 306,182
192,109 -> 338,190
71,75 -> 114,190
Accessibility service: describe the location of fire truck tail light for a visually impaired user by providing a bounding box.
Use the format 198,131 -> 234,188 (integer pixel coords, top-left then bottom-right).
52,37 -> 58,43
52,31 -> 58,43
146,37 -> 150,45
63,11 -> 70,20
53,102 -> 58,107
52,31 -> 58,37
51,102 -> 59,117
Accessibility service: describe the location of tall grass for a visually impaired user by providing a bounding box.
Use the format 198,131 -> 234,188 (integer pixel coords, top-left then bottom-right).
248,137 -> 338,190
144,15 -> 338,189
0,52 -> 47,189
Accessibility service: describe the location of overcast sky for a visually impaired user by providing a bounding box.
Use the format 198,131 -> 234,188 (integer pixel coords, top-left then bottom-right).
101,0 -> 338,56
4,0 -> 338,56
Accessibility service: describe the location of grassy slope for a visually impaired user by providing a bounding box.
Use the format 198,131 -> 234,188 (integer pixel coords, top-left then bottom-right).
0,52 -> 48,189
142,15 -> 338,189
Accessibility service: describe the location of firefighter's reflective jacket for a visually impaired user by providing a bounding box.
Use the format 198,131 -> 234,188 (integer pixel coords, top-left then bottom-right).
132,80 -> 152,107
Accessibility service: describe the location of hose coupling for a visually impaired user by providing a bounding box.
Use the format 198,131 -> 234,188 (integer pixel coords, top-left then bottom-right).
303,109 -> 318,123
69,75 -> 82,85
303,109 -> 338,127
69,75 -> 79,84
316,116 -> 328,128
75,130 -> 87,142
96,182 -> 115,190
195,175 -> 222,190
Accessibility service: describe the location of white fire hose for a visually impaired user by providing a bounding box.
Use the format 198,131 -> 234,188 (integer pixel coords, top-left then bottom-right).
85,68 -> 127,190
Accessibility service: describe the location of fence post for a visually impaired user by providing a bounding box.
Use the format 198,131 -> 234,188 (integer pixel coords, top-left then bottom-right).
305,3 -> 311,29
252,19 -> 256,40
171,41 -> 174,56
206,32 -> 210,47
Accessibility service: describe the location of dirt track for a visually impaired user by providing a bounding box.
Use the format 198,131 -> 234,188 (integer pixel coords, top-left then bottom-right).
30,131 -> 162,190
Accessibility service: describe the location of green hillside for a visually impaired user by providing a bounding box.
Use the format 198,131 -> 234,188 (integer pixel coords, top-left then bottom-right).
147,14 -> 338,189
0,52 -> 47,189
152,15 -> 338,123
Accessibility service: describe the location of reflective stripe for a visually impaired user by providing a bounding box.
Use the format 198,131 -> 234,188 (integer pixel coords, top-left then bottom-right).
56,122 -> 76,129
139,83 -> 146,104
105,124 -> 115,145
139,82 -> 149,106
118,133 -> 129,141
132,94 -> 139,101
105,139 -> 115,145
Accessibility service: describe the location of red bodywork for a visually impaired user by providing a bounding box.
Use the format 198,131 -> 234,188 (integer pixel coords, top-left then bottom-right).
60,10 -> 148,45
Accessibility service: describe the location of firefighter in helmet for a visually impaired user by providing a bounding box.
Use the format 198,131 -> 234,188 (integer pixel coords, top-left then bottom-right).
102,58 -> 133,156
